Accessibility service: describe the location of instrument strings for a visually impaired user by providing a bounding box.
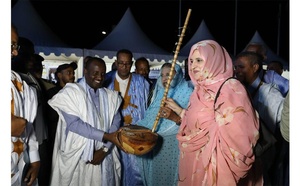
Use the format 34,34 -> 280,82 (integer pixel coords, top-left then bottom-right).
151,9 -> 192,133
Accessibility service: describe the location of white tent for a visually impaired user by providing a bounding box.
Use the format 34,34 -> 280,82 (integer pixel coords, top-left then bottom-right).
89,8 -> 185,69
93,8 -> 169,56
243,31 -> 289,79
12,2 -> 185,80
12,0 -> 69,48
180,20 -> 215,57
37,47 -> 84,81
244,31 -> 289,68
12,0 -> 84,81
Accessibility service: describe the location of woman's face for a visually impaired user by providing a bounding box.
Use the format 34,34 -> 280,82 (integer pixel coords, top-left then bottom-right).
190,49 -> 205,81
161,66 -> 175,88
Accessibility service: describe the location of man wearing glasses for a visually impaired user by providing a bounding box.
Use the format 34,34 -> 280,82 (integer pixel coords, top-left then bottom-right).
104,49 -> 149,186
11,43 -> 20,52
11,23 -> 40,186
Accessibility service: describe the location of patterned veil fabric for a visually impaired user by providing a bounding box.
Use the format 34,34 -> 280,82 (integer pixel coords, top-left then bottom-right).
177,40 -> 261,185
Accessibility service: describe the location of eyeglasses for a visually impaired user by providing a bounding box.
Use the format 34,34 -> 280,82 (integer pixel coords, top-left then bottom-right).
117,62 -> 132,68
11,44 -> 20,51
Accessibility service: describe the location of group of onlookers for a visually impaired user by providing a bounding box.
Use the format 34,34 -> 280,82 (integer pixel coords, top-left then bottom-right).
11,21 -> 289,186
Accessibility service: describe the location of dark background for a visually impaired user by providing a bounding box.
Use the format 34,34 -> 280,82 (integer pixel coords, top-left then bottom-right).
12,0 -> 289,61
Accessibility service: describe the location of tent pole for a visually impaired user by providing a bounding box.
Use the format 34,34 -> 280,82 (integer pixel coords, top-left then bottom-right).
276,2 -> 282,55
234,0 -> 238,56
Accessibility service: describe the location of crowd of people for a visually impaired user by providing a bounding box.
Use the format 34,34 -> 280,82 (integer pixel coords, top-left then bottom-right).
11,21 -> 289,186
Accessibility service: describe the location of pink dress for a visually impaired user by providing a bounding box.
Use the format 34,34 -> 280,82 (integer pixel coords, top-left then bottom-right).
177,40 -> 262,186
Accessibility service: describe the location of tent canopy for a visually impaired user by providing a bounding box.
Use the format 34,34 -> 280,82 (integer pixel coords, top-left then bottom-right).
180,20 -> 215,57
12,0 -> 69,48
12,0 -> 83,57
243,31 -> 289,70
12,1 -> 186,66
93,7 -> 169,56
92,8 -> 185,63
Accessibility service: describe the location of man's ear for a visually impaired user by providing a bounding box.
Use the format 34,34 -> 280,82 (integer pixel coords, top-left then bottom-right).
253,63 -> 260,74
84,68 -> 87,75
57,72 -> 62,80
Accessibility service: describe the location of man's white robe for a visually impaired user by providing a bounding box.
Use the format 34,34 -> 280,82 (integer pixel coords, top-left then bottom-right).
11,71 -> 39,186
49,82 -> 122,186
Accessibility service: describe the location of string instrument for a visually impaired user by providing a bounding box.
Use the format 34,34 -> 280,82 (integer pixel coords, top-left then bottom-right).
107,9 -> 192,156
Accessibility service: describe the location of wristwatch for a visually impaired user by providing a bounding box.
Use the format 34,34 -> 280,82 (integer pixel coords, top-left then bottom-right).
102,146 -> 109,152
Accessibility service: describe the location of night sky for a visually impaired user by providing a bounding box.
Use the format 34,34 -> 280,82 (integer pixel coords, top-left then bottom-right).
12,0 -> 289,61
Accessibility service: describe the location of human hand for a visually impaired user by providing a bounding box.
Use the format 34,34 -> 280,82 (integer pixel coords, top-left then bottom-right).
159,106 -> 181,124
88,148 -> 107,165
103,132 -> 115,143
159,106 -> 172,118
23,161 -> 40,186
11,114 -> 27,137
164,98 -> 182,116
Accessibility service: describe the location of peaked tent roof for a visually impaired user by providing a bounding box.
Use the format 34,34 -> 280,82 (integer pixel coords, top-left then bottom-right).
12,0 -> 68,48
92,7 -> 184,62
244,31 -> 289,70
12,0 -> 83,57
180,20 -> 215,57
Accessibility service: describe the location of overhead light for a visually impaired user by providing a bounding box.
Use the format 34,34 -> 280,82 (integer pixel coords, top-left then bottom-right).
102,31 -> 106,35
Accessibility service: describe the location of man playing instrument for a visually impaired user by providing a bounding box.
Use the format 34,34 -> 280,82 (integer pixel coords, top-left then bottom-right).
48,57 -> 123,186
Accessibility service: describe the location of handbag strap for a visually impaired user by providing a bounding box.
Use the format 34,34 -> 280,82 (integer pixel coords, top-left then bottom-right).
214,77 -> 235,108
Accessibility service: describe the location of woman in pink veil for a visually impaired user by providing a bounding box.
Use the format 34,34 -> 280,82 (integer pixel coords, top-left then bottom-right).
164,40 -> 262,185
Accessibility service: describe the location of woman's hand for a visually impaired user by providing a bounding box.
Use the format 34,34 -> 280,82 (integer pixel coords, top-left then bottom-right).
159,106 -> 181,124
159,106 -> 172,118
164,98 -> 183,116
